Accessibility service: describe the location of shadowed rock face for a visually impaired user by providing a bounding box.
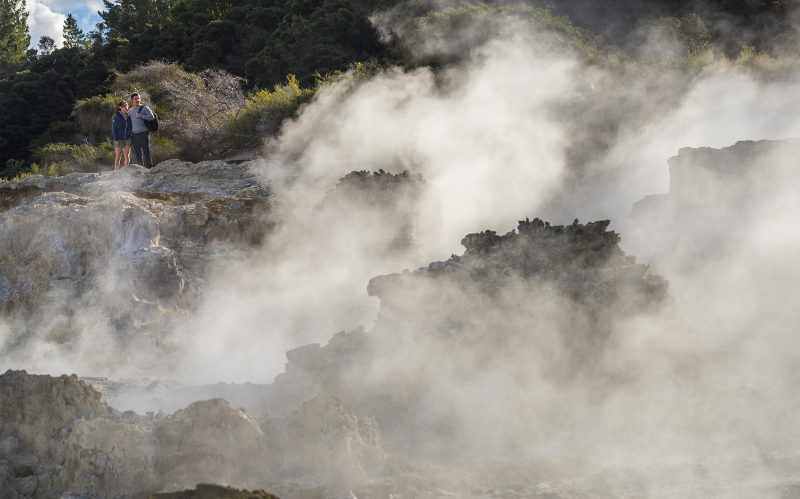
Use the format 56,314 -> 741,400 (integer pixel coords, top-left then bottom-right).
261,218 -> 673,459
150,484 -> 280,499
369,217 -> 668,312
0,161 -> 276,373
629,138 -> 800,269
316,169 -> 438,262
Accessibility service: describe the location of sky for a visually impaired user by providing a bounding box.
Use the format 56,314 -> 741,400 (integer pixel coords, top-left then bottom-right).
26,0 -> 103,48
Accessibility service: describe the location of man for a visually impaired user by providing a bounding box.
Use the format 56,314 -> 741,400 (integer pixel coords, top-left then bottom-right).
130,92 -> 155,169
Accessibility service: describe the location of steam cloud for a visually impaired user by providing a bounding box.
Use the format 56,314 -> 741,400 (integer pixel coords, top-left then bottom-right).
174,9 -> 800,466
4,4 -> 800,487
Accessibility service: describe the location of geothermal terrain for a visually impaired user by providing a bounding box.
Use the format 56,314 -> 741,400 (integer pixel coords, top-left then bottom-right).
2,134 -> 800,499
4,5 -> 800,494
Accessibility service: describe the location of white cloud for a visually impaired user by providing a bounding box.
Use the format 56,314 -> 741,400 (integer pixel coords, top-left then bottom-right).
26,0 -> 103,49
26,0 -> 66,48
36,0 -> 98,15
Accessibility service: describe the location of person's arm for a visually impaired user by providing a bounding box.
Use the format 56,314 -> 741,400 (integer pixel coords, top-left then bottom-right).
138,106 -> 155,120
112,115 -> 120,141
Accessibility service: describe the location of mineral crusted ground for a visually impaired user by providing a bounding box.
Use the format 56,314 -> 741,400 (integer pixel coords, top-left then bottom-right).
0,161 -> 277,375
3,152 -> 800,498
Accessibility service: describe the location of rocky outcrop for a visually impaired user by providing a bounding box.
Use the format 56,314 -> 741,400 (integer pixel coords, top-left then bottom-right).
261,394 -> 384,488
0,369 -> 387,498
0,370 -> 112,459
0,161 -> 275,373
316,169 -> 437,260
150,484 -> 280,499
629,138 -> 800,267
369,217 -> 668,312
259,217 -> 673,459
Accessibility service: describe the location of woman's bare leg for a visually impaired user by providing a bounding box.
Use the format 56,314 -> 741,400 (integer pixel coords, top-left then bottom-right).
114,147 -> 122,170
123,146 -> 131,166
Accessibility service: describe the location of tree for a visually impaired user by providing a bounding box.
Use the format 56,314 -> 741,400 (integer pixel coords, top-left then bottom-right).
0,158 -> 28,180
101,0 -> 176,38
0,67 -> 81,167
0,0 -> 31,70
159,66 -> 246,157
63,14 -> 88,49
39,35 -> 55,56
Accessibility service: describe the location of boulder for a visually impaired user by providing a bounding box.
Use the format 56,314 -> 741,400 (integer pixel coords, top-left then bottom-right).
0,370 -> 111,459
0,370 -> 389,498
261,394 -> 385,487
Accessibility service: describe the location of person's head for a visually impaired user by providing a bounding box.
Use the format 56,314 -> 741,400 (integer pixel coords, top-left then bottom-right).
130,93 -> 140,107
117,101 -> 128,113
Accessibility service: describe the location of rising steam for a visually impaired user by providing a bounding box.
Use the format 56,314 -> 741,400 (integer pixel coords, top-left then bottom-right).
3,6 -> 800,489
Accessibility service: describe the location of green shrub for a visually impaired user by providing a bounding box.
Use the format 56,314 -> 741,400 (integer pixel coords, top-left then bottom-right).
224,75 -> 315,148
29,142 -> 113,175
151,135 -> 179,165
95,142 -> 116,166
0,159 -> 30,180
75,93 -> 127,139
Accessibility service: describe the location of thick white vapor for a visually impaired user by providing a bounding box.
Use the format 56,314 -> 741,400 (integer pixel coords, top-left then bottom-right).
278,36 -> 575,257
170,28 -> 578,384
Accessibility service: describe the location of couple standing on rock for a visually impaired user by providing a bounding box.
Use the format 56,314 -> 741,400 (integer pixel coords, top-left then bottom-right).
111,92 -> 155,170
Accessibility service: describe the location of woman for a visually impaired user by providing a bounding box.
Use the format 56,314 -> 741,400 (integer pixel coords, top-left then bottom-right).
112,100 -> 133,170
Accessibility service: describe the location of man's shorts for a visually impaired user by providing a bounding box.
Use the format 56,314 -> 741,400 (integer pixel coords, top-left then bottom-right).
115,138 -> 132,148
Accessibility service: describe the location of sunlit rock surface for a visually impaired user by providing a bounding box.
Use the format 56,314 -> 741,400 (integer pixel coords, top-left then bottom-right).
0,161 -> 276,374
0,165 -> 436,377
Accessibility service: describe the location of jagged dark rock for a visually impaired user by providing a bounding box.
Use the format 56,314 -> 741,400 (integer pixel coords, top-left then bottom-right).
317,169 -> 437,259
263,217 -> 673,462
369,217 -> 668,313
150,484 -> 280,499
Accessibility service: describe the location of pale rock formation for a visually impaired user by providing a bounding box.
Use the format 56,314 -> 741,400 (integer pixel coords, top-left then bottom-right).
0,370 -> 111,459
0,369 -> 388,498
261,394 -> 384,487
0,161 -> 275,373
154,399 -> 266,490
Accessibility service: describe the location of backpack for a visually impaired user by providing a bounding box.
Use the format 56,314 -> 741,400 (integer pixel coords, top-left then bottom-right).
140,105 -> 159,133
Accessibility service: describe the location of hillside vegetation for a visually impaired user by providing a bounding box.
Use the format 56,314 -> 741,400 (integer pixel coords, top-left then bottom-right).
1,0 -> 800,179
